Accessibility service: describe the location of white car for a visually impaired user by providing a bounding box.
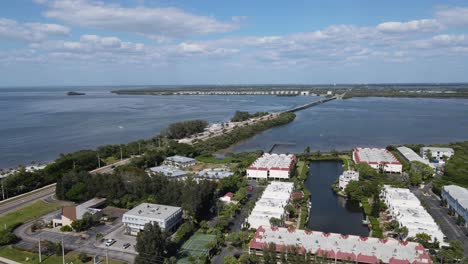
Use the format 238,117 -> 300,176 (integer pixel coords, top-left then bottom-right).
105,239 -> 116,247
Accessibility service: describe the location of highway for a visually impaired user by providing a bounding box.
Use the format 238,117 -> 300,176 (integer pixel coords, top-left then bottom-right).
89,158 -> 133,175
0,185 -> 56,215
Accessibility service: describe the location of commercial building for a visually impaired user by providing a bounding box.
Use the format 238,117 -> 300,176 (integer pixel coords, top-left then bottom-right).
397,146 -> 431,166
163,155 -> 196,168
246,182 -> 294,229
249,226 -> 432,264
420,147 -> 454,161
353,148 -> 402,173
149,165 -> 187,180
381,186 -> 444,242
53,198 -> 107,227
441,185 -> 468,227
338,170 -> 360,190
197,167 -> 234,180
247,153 -> 296,180
123,203 -> 182,235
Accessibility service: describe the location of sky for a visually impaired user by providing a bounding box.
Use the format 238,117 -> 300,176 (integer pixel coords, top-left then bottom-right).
1,0 -> 468,86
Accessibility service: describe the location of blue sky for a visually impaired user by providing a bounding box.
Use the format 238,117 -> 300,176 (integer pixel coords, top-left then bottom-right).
1,0 -> 468,86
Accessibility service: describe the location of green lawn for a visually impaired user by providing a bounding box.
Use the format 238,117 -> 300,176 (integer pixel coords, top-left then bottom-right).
0,200 -> 60,230
0,246 -> 124,264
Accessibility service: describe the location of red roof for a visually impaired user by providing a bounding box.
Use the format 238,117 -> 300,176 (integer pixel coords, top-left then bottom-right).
224,192 -> 233,198
292,192 -> 304,199
389,258 -> 410,264
336,251 -> 357,261
357,254 -> 379,264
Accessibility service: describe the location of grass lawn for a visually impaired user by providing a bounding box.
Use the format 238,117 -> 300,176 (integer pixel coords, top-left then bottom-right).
0,246 -> 124,264
0,200 -> 60,230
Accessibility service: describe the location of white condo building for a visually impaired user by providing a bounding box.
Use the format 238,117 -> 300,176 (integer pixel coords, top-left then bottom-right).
246,182 -> 294,229
338,170 -> 360,190
353,148 -> 402,173
247,153 -> 296,180
441,185 -> 468,228
381,186 -> 444,243
397,146 -> 431,166
163,155 -> 196,168
123,203 -> 182,235
420,147 -> 454,161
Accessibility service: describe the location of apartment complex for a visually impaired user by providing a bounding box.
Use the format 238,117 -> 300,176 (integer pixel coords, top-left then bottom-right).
246,182 -> 294,229
163,155 -> 196,168
396,146 -> 430,166
249,226 -> 432,264
381,186 -> 444,242
353,148 -> 402,173
420,147 -> 454,161
338,170 -> 360,190
123,203 -> 182,235
149,165 -> 187,180
441,185 -> 468,227
247,153 -> 296,180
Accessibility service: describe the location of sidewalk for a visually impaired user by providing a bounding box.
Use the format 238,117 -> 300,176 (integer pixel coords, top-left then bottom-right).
0,256 -> 21,264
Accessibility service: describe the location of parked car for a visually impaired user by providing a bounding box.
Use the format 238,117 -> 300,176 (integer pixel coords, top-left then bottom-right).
105,239 -> 116,247
123,243 -> 131,249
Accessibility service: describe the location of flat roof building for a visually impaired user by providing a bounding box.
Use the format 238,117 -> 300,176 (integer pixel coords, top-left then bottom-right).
163,155 -> 196,168
246,182 -> 294,229
197,167 -> 234,180
149,165 -> 187,180
249,226 -> 432,264
338,170 -> 360,190
397,146 -> 430,166
247,153 -> 296,180
353,148 -> 402,173
381,186 -> 444,243
123,203 -> 182,235
441,185 -> 468,228
420,147 -> 454,161
53,198 -> 106,227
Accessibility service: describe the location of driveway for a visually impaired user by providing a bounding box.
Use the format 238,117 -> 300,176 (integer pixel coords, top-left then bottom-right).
412,185 -> 468,255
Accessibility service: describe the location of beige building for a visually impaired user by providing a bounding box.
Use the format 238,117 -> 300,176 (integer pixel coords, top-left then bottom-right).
53,198 -> 106,227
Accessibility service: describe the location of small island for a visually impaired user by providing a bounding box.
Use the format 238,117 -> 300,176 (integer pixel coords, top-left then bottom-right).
66,91 -> 86,96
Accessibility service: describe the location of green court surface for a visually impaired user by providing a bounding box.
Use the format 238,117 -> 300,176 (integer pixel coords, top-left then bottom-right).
177,234 -> 216,263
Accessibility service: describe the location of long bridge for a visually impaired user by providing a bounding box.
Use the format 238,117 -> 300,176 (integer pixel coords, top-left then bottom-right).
285,96 -> 337,113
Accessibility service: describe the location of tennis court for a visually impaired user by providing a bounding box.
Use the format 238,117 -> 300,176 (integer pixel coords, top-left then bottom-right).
178,233 -> 216,263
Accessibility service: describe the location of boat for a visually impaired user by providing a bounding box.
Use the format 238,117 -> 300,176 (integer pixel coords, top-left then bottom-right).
66,91 -> 86,96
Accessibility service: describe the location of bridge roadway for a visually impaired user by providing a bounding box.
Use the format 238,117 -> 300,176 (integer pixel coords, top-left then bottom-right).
285,96 -> 337,113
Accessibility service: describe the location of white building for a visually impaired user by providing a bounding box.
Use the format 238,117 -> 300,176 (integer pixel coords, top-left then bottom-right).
381,186 -> 444,243
123,203 -> 182,235
353,148 -> 402,173
197,167 -> 234,180
53,198 -> 107,227
397,146 -> 431,166
219,192 -> 234,204
441,185 -> 468,227
247,153 -> 296,180
246,182 -> 294,229
149,165 -> 187,180
249,227 -> 433,264
338,170 -> 360,190
420,147 -> 454,161
163,155 -> 196,168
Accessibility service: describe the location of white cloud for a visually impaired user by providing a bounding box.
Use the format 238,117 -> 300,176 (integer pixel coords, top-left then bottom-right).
38,0 -> 240,39
436,7 -> 468,26
377,19 -> 441,33
0,18 -> 70,42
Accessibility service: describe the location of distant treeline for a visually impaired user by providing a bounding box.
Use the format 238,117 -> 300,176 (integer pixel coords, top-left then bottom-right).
230,111 -> 269,122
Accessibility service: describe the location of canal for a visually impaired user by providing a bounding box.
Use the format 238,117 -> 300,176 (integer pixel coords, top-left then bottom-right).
305,160 -> 369,236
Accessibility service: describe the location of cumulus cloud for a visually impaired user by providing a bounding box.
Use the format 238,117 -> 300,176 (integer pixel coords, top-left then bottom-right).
37,0 -> 240,39
436,6 -> 468,26
0,18 -> 70,42
377,19 -> 441,33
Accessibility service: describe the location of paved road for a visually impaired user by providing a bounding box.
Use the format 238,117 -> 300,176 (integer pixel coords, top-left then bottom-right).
0,186 -> 56,215
412,185 -> 468,255
90,158 -> 133,175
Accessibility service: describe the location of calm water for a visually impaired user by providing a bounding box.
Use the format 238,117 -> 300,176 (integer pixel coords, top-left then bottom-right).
0,87 -> 311,168
306,160 -> 369,236
230,97 -> 468,153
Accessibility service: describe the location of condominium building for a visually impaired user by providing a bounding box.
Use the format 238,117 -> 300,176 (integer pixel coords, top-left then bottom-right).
353,148 -> 402,173
420,147 -> 454,161
397,146 -> 430,166
247,153 -> 296,180
149,165 -> 187,180
246,182 -> 294,229
381,186 -> 444,242
249,226 -> 432,264
338,170 -> 360,190
163,155 -> 196,168
123,203 -> 182,235
441,185 -> 468,227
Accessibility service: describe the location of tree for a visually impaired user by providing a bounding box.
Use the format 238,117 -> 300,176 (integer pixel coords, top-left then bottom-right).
414,233 -> 432,248
344,181 -> 364,201
439,240 -> 464,263
135,223 -> 168,264
269,217 -> 281,227
424,149 -> 432,161
78,252 -> 90,263
409,172 -> 422,186
285,204 -> 296,219
304,146 -> 310,155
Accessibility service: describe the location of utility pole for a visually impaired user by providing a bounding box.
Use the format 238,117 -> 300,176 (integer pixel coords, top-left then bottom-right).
97,154 -> 101,168
105,249 -> 109,264
1,180 -> 5,200
120,145 -> 123,161
38,236 -> 42,263
61,236 -> 65,264
138,142 -> 141,155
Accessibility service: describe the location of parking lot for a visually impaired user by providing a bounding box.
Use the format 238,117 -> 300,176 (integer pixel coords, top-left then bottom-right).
95,225 -> 137,254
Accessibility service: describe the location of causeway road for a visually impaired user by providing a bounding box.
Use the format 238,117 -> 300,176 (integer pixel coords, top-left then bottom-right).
0,185 -> 56,215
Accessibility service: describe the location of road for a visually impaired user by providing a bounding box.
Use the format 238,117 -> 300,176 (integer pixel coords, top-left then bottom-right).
412,185 -> 468,255
0,185 -> 56,215
90,158 -> 133,175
